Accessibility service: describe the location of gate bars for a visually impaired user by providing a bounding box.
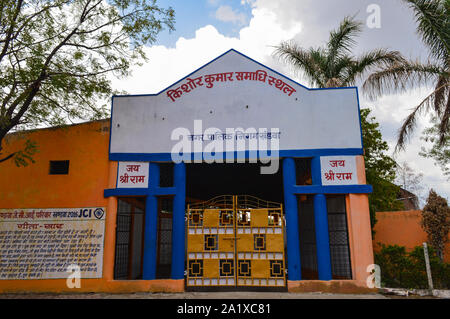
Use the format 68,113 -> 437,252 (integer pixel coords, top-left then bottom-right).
186,195 -> 286,288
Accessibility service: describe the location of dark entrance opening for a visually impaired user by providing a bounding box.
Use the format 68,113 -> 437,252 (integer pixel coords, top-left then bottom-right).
186,162 -> 284,204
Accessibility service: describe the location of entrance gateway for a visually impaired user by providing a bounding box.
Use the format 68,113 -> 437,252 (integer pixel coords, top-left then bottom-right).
186,195 -> 285,288
104,49 -> 374,292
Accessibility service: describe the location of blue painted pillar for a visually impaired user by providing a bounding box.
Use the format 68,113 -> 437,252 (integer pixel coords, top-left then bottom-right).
313,194 -> 332,280
171,162 -> 186,279
142,163 -> 159,280
311,156 -> 332,280
311,156 -> 322,186
282,157 -> 302,280
311,156 -> 332,281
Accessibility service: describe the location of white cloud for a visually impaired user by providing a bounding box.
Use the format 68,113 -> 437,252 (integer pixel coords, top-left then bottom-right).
207,0 -> 221,6
215,5 -> 247,26
112,5 -> 301,94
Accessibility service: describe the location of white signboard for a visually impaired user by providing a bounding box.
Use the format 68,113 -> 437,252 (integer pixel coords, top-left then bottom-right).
0,207 -> 105,279
110,49 -> 362,158
117,161 -> 149,188
320,156 -> 358,185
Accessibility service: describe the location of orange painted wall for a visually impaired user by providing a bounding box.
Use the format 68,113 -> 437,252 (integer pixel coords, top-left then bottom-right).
1,120 -> 111,209
373,210 -> 450,263
344,156 -> 375,288
0,120 -> 183,293
345,194 -> 374,286
347,156 -> 374,286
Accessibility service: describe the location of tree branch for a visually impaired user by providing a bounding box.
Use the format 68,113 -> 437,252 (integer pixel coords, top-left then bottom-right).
0,0 -> 24,63
0,152 -> 16,163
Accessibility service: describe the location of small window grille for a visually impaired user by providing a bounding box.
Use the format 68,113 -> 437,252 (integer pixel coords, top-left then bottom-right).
327,195 -> 352,279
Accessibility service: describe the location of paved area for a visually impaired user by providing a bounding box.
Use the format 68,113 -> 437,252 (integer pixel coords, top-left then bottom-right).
0,291 -> 387,299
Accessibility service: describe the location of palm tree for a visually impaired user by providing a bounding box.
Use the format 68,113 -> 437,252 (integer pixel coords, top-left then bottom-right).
274,16 -> 406,228
273,16 -> 404,88
274,17 -> 404,227
363,0 -> 449,151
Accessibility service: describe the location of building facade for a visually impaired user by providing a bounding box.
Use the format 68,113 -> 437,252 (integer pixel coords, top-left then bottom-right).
0,50 -> 375,293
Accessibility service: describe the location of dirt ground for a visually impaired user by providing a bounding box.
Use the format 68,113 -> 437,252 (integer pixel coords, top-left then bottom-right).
0,291 -> 389,299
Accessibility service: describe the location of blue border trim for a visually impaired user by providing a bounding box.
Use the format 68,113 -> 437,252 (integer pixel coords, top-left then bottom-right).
109,148 -> 363,162
150,187 -> 177,195
104,187 -> 178,197
104,188 -> 148,197
290,185 -> 373,194
355,87 -> 365,150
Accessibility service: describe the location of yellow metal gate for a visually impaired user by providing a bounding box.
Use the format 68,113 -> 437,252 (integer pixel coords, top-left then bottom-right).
186,195 -> 286,288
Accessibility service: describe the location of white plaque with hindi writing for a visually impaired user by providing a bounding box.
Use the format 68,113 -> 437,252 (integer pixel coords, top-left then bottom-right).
0,207 -> 106,279
320,156 -> 358,185
117,161 -> 149,188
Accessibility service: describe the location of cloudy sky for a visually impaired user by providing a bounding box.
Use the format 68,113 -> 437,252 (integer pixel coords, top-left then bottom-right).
110,0 -> 449,204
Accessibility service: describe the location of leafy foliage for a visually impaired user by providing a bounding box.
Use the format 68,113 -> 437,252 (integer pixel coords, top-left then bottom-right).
0,0 -> 175,165
361,109 -> 404,229
0,136 -> 38,166
273,16 -> 404,88
396,161 -> 424,207
13,139 -> 38,167
374,243 -> 450,289
274,17 -> 404,230
420,116 -> 450,180
363,0 -> 449,151
421,189 -> 450,260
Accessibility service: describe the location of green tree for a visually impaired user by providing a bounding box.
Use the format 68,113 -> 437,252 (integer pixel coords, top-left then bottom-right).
396,161 -> 424,207
421,189 -> 450,261
273,16 -> 404,88
420,116 -> 450,180
361,109 -> 404,228
364,0 -> 449,151
0,0 -> 175,165
374,243 -> 450,289
274,16 -> 404,228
